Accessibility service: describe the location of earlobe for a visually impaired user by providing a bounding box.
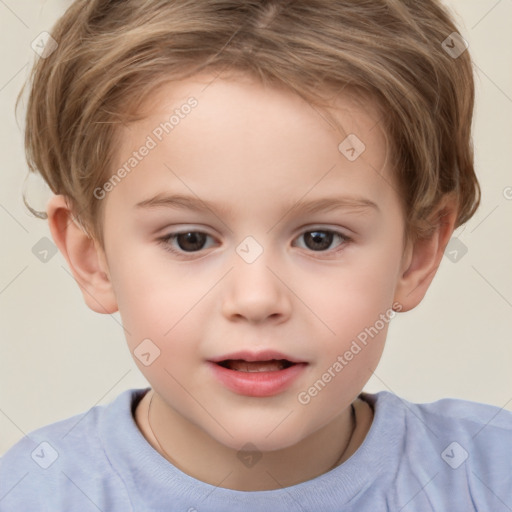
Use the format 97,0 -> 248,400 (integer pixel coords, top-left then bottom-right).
393,195 -> 458,312
46,195 -> 118,314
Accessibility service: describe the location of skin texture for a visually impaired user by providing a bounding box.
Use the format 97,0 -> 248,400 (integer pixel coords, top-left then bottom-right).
47,73 -> 457,491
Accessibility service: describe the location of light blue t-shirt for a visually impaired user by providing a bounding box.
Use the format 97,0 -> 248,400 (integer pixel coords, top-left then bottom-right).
1,388 -> 511,511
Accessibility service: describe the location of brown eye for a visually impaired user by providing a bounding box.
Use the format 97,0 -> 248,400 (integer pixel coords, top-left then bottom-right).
294,229 -> 350,253
303,231 -> 334,251
159,231 -> 215,255
175,232 -> 207,252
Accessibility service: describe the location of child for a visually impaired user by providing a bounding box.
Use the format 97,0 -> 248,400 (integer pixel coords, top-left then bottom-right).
1,0 -> 511,510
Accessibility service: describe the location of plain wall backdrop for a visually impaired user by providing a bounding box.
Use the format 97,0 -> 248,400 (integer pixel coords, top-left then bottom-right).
1,0 -> 511,456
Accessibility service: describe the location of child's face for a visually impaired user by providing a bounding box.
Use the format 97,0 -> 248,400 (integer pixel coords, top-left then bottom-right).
100,73 -> 408,451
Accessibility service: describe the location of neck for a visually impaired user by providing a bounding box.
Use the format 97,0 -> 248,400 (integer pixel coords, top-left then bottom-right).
135,389 -> 373,491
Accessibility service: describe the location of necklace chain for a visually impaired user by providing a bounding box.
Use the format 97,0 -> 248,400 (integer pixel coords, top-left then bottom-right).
145,390 -> 357,473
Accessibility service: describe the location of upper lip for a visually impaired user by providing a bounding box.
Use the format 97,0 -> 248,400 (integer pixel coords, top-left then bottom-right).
208,350 -> 306,364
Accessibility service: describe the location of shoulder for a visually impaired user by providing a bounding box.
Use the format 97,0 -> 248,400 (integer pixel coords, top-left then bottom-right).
0,388 -> 144,512
392,392 -> 512,452
367,391 -> 512,510
370,389 -> 512,438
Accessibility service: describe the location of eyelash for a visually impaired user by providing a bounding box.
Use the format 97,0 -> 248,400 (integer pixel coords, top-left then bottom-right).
157,228 -> 352,258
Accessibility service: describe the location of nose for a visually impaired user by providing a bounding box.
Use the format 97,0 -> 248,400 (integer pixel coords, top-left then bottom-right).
221,250 -> 292,325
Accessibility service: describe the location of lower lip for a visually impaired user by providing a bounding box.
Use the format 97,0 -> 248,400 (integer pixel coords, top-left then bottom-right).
207,362 -> 308,397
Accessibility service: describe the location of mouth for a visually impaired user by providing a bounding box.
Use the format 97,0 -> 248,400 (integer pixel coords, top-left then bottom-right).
207,350 -> 308,397
215,359 -> 296,372
209,350 -> 306,371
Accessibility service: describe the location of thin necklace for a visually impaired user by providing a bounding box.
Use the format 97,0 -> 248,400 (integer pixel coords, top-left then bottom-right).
146,390 -> 357,473
329,401 -> 357,470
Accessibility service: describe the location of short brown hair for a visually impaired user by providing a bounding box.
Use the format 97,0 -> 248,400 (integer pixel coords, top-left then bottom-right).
19,0 -> 480,246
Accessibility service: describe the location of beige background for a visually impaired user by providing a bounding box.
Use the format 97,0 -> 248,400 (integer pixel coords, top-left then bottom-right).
1,0 -> 511,456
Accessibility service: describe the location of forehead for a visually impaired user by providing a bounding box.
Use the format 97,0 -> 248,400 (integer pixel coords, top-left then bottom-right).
106,73 -> 397,216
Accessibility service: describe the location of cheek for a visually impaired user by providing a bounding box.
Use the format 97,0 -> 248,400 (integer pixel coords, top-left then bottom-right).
297,322 -> 388,419
291,243 -> 400,402
296,250 -> 400,337
110,259 -> 205,397
107,247 -> 196,345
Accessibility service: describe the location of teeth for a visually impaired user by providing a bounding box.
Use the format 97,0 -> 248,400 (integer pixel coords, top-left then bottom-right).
224,359 -> 289,372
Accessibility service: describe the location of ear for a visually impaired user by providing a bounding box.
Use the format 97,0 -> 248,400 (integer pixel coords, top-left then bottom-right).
47,195 -> 118,314
394,194 -> 458,312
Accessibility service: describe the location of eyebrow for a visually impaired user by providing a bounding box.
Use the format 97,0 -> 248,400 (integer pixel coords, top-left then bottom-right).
135,193 -> 379,216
